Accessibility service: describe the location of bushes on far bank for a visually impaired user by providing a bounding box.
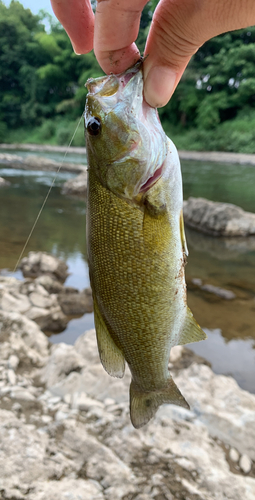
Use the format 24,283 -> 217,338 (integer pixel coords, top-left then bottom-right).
3,109 -> 255,153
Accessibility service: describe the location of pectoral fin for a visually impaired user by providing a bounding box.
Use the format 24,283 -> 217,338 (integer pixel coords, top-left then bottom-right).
93,298 -> 125,378
178,307 -> 207,346
130,377 -> 189,429
180,210 -> 188,257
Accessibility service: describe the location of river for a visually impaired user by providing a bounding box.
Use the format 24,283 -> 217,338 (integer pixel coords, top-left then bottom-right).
0,150 -> 254,393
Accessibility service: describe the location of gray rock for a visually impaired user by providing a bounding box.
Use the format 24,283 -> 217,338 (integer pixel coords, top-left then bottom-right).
35,275 -> 64,294
10,387 -> 36,402
19,252 -> 68,282
240,454 -> 252,474
191,279 -> 236,300
58,287 -> 93,315
8,355 -> 19,371
174,362 -> 255,460
28,478 -> 104,500
229,447 -> 239,462
0,310 -> 49,367
183,197 -> 255,236
40,343 -> 85,387
26,305 -> 68,332
61,171 -> 87,197
7,369 -> 16,385
0,290 -> 31,314
29,291 -> 55,309
1,320 -> 255,500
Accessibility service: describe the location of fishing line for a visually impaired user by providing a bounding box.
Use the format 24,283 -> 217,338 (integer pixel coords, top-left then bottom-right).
13,113 -> 84,273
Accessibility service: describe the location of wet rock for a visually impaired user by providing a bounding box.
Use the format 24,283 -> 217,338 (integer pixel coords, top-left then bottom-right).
0,176 -> 10,187
58,287 -> 93,315
19,252 -> 68,282
61,171 -> 87,197
191,278 -> 236,300
26,305 -> 68,332
183,197 -> 255,236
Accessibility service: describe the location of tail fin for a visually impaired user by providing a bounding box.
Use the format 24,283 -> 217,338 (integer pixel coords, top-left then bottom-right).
130,378 -> 189,429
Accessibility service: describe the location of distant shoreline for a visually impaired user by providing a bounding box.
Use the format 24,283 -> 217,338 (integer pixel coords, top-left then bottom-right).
1,143 -> 255,166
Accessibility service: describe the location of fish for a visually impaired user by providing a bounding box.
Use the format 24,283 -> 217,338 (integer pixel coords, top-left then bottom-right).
84,60 -> 207,429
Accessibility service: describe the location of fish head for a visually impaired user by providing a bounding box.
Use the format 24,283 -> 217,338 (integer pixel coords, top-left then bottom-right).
85,61 -> 168,202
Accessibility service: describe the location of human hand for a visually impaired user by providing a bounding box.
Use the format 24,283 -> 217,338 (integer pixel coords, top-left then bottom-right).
50,0 -> 255,107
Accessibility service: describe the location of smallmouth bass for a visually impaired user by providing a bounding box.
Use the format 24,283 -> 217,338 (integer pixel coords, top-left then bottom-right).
85,61 -> 206,429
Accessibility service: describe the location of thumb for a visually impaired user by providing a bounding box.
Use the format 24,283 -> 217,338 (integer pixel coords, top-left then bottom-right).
143,0 -> 204,107
143,0 -> 255,107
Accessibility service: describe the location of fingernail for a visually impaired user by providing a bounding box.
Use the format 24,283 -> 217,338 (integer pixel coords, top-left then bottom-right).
71,41 -> 81,55
143,65 -> 177,108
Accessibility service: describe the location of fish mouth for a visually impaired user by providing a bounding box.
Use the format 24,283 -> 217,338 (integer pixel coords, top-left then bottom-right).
118,58 -> 143,88
86,59 -> 143,98
139,163 -> 164,193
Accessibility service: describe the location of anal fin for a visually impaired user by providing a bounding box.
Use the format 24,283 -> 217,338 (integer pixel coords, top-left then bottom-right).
130,377 -> 189,429
93,298 -> 125,378
178,307 -> 207,346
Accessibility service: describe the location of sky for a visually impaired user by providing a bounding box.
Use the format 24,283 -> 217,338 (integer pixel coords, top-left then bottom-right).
3,0 -> 54,15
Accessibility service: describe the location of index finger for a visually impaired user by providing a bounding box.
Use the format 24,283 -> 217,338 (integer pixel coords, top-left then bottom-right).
94,0 -> 149,74
50,0 -> 94,54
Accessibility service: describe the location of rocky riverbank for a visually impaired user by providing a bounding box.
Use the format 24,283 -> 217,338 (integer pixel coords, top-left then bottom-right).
0,252 -> 93,333
1,143 -> 255,165
183,197 -> 255,236
0,153 -> 86,173
0,253 -> 255,499
0,312 -> 255,500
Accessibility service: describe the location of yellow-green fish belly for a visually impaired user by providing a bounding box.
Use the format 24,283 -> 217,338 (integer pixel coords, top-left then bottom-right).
87,170 -> 186,391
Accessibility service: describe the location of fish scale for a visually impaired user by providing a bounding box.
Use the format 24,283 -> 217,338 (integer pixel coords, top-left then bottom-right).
88,168 -> 184,389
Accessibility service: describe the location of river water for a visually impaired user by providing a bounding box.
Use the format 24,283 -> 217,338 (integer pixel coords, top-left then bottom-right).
0,152 -> 255,393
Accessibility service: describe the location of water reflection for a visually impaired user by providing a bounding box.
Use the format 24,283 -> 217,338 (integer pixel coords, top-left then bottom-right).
0,160 -> 254,393
189,329 -> 255,393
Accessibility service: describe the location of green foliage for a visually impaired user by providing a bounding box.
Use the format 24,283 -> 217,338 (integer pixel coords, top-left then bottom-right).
1,1 -> 255,152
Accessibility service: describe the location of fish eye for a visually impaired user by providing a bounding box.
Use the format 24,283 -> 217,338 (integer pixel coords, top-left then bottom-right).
87,117 -> 101,136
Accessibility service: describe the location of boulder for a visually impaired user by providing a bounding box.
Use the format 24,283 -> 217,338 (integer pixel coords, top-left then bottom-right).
40,342 -> 85,387
19,252 -> 68,282
58,287 -> 93,315
61,171 -> 87,197
35,275 -> 64,294
26,305 -> 68,332
0,276 -> 68,333
0,310 -> 49,368
183,197 -> 255,236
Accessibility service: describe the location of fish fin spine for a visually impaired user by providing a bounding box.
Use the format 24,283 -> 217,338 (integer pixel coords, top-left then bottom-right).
180,210 -> 189,257
130,377 -> 189,429
178,307 -> 207,346
93,298 -> 125,378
